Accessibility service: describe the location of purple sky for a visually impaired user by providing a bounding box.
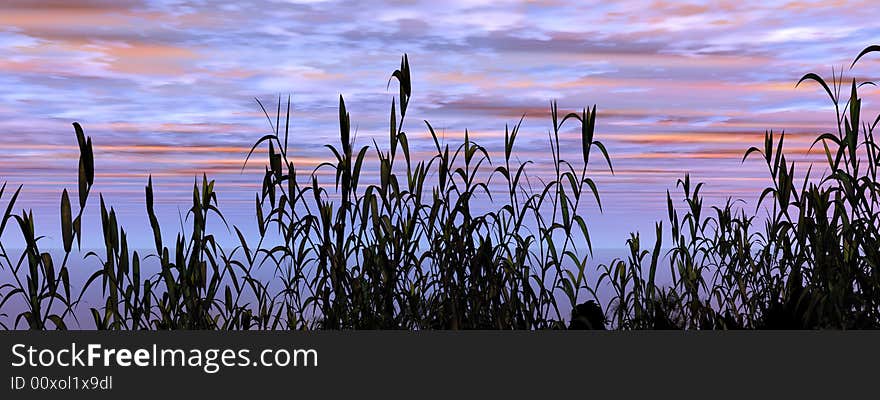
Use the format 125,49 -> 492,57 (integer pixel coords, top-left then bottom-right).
0,0 -> 878,249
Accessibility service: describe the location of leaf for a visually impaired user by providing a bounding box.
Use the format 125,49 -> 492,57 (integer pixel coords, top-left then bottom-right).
61,189 -> 73,253
338,95 -> 350,154
284,95 -> 291,155
851,44 -> 880,68
592,141 -> 613,173
796,73 -> 836,104
390,99 -> 397,156
48,315 -> 67,330
90,308 -> 103,330
0,184 -> 21,236
581,108 -> 591,167
742,146 -> 762,164
583,178 -> 603,212
242,134 -> 278,172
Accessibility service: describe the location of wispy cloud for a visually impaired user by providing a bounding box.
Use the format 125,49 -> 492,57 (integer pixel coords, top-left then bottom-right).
0,0 -> 877,247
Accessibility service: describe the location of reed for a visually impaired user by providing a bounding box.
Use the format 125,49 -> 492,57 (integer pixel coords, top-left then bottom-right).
1,46 -> 879,330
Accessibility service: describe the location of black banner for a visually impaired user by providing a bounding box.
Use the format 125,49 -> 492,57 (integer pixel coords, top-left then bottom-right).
0,332 -> 873,398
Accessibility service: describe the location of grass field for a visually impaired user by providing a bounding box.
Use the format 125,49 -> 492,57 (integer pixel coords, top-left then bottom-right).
1,46 -> 879,330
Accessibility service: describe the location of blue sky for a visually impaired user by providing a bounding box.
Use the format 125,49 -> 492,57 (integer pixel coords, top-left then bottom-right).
0,0 -> 878,249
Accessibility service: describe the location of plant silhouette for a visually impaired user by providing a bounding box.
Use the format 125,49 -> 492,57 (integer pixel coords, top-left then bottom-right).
1,46 -> 879,330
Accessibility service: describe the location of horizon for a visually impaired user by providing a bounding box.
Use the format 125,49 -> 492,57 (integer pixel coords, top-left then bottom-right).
1,0 -> 879,250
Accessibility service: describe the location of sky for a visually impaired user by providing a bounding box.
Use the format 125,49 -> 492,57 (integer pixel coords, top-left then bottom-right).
0,0 -> 878,250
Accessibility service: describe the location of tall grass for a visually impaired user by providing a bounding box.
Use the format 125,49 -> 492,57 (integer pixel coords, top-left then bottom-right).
1,47 -> 879,330
603,46 -> 880,329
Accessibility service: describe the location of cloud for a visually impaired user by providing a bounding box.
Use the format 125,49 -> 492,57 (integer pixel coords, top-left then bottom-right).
0,0 -> 876,248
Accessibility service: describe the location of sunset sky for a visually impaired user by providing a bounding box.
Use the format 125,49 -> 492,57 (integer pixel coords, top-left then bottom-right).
1,0 -> 878,249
